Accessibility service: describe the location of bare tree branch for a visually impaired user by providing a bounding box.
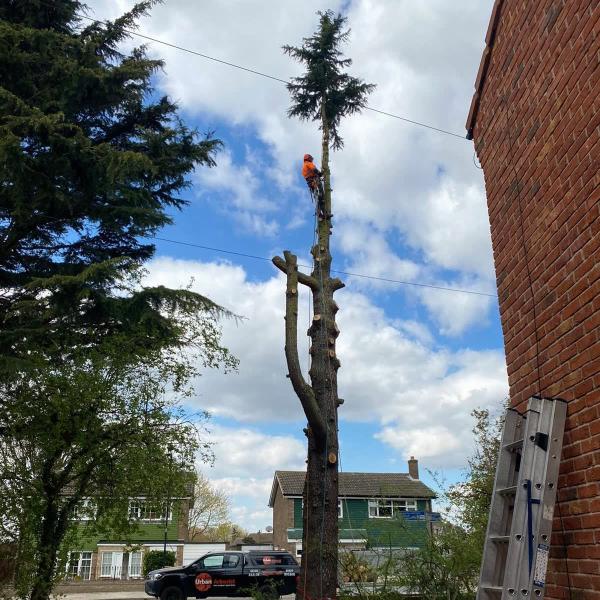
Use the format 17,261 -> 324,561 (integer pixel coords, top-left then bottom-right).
273,251 -> 326,441
273,255 -> 318,291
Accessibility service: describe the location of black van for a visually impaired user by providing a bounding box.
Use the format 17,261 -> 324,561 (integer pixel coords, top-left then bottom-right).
145,550 -> 300,600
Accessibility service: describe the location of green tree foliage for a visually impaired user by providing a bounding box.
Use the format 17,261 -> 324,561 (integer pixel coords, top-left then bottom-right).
0,0 -> 222,369
284,10 -> 375,150
0,331 -> 235,600
0,2 -> 238,599
143,550 -> 176,577
396,408 -> 504,600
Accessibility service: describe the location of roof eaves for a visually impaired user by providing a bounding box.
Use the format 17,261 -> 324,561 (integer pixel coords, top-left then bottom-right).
267,472 -> 281,508
465,0 -> 505,140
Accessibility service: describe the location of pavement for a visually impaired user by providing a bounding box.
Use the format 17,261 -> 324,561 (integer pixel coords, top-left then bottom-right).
49,591 -> 295,600
51,593 -> 148,600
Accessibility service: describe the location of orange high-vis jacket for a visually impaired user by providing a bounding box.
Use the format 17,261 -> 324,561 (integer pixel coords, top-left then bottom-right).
302,160 -> 319,180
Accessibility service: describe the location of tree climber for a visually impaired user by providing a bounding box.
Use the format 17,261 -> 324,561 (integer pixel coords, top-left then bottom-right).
302,153 -> 325,209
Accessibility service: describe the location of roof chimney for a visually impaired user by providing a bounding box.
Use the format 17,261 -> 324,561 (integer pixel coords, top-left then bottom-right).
408,456 -> 419,479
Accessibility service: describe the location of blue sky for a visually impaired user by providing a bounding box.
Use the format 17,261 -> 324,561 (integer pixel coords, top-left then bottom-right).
93,0 -> 506,531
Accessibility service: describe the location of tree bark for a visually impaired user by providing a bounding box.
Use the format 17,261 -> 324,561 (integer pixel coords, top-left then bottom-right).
29,498 -> 66,600
273,101 -> 343,600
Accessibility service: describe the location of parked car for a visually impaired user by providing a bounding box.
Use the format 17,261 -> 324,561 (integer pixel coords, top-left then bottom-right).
145,550 -> 300,600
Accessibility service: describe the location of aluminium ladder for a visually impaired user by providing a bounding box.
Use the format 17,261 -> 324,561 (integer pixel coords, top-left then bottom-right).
477,396 -> 567,600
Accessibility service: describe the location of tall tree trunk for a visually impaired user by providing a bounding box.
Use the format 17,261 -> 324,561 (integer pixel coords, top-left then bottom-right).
273,102 -> 343,600
30,498 -> 64,600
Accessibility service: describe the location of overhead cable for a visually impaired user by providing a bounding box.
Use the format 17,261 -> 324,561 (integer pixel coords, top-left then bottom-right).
69,10 -> 468,140
152,236 -> 497,298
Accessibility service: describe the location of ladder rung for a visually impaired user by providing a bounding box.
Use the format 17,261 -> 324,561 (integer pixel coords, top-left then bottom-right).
503,438 -> 523,451
497,485 -> 517,496
480,584 -> 503,592
489,535 -> 510,543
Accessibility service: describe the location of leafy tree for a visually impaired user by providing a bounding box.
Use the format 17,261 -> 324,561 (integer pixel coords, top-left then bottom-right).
0,0 -> 222,370
396,408 -> 504,599
0,327 -> 236,600
0,2 -> 238,599
201,522 -> 248,543
188,473 -> 231,541
274,11 -> 374,600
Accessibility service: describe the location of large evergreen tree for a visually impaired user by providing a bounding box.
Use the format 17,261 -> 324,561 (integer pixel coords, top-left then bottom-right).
0,0 -> 222,368
0,3 -> 237,599
274,11 -> 374,600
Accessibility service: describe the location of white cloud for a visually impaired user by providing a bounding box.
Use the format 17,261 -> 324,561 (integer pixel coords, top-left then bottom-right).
144,257 -> 508,470
197,425 -> 305,531
415,278 -> 495,337
90,0 -> 496,280
204,426 -> 305,480
376,426 -> 461,460
336,221 -> 422,289
86,0 -> 507,524
193,150 -> 280,237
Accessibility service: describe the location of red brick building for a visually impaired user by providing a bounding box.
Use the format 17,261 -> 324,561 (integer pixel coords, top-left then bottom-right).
466,1 -> 599,597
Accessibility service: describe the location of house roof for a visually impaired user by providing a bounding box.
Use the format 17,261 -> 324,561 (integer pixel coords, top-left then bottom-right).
268,471 -> 436,507
230,532 -> 274,547
465,0 -> 505,139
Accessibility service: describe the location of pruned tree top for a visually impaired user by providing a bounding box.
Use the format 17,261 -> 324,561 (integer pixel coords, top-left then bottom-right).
283,10 -> 375,149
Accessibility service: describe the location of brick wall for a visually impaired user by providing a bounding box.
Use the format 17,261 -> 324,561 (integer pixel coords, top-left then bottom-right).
272,486 -> 295,553
469,1 -> 599,597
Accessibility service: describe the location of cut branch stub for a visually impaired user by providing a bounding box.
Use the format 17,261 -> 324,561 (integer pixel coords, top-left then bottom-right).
331,278 -> 345,292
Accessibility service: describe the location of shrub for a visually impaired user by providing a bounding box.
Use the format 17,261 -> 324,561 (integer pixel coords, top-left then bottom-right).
143,551 -> 176,577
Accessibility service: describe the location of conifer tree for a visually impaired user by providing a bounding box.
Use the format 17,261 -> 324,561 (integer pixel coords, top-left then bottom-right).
0,3 -> 237,599
274,12 -> 374,599
0,0 -> 222,369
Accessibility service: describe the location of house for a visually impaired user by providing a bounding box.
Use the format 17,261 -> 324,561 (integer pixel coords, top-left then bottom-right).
269,458 -> 439,557
67,496 -> 224,580
228,531 -> 274,551
465,1 -> 598,595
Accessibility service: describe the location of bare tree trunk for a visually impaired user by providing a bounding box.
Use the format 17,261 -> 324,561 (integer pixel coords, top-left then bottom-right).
273,103 -> 343,600
30,499 -> 64,600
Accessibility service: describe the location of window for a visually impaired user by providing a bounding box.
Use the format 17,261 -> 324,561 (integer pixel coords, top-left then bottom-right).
338,499 -> 343,518
250,554 -> 297,566
203,555 -> 224,568
198,554 -> 240,569
67,552 -> 92,580
129,552 -> 143,578
128,500 -> 170,522
100,552 -> 123,578
368,499 -> 418,518
71,499 -> 95,521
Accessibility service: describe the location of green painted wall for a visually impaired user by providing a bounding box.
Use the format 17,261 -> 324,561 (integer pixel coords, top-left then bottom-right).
70,503 -> 182,551
293,498 -> 302,529
294,497 -> 431,548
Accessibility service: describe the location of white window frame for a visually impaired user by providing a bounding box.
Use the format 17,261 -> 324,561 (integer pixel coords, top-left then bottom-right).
100,551 -> 123,578
66,551 -> 92,580
128,499 -> 171,522
368,498 -> 418,518
338,499 -> 343,518
128,551 -> 143,579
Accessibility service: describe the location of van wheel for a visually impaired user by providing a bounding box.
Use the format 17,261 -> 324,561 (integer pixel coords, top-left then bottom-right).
160,586 -> 184,600
260,585 -> 280,600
